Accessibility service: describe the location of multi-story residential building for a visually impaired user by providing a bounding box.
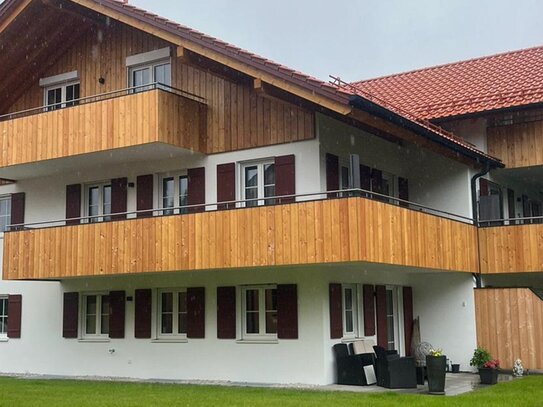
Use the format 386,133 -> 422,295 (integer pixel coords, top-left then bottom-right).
0,0 -> 540,385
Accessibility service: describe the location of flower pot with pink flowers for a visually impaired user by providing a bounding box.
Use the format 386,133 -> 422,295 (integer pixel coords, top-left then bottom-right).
470,347 -> 500,385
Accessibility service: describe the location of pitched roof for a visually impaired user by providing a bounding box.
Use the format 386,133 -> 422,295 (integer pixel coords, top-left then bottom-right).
0,0 -> 503,167
351,45 -> 543,120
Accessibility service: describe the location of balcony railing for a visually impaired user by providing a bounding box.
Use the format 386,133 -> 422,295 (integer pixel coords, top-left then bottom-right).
0,84 -> 207,169
2,189 -> 479,280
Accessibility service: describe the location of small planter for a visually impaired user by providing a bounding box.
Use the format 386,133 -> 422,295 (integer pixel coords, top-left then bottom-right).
426,355 -> 447,395
479,367 -> 499,385
451,364 -> 460,373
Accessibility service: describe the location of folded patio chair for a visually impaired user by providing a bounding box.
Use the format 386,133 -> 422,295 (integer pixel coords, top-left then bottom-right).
373,345 -> 417,389
332,343 -> 375,386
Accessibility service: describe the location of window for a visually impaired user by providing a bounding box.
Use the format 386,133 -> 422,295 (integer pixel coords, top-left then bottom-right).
241,285 -> 277,340
82,293 -> 109,339
160,173 -> 188,215
386,287 -> 399,351
342,284 -> 358,338
157,289 -> 187,339
129,61 -> 171,91
85,183 -> 112,223
0,296 -> 7,338
241,161 -> 275,207
44,82 -> 80,111
0,196 -> 11,232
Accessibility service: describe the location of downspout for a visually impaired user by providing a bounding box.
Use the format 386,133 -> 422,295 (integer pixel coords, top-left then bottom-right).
471,164 -> 491,289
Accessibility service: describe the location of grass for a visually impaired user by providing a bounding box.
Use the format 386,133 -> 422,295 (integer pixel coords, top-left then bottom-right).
0,375 -> 541,406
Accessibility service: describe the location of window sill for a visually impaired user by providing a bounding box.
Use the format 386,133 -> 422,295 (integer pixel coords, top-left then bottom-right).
0,337 -> 8,343
78,338 -> 110,343
236,339 -> 279,345
151,338 -> 188,344
341,337 -> 366,344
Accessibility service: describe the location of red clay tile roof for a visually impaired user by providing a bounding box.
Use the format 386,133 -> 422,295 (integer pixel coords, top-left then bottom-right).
351,46 -> 543,120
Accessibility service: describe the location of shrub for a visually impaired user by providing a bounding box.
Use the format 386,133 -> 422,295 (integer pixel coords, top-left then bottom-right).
470,347 -> 492,368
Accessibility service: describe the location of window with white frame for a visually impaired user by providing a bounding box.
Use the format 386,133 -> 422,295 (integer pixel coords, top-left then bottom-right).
0,296 -> 7,338
160,173 -> 188,215
386,286 -> 400,351
85,182 -> 112,223
157,289 -> 187,339
241,285 -> 277,340
241,161 -> 275,207
342,284 -> 358,338
44,82 -> 80,111
82,293 -> 109,339
0,196 -> 11,232
129,61 -> 171,91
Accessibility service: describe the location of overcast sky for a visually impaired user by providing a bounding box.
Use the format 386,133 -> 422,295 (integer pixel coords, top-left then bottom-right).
129,0 -> 543,83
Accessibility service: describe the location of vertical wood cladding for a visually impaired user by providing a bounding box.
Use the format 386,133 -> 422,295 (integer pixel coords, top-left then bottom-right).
7,22 -> 314,155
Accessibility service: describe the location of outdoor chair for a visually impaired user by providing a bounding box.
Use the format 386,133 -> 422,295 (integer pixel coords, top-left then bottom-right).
332,343 -> 375,386
373,345 -> 417,389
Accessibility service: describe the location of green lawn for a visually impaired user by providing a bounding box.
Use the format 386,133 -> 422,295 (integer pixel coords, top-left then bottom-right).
0,375 -> 541,407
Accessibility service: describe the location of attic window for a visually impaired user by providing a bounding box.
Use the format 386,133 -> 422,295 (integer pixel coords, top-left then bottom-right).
126,47 -> 172,90
39,71 -> 80,111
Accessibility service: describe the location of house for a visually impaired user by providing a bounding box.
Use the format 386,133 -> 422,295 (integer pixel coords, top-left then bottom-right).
0,0 -> 540,385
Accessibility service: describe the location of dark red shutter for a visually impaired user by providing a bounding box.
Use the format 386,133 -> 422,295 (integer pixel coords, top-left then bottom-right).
7,294 -> 22,338
362,284 -> 375,336
398,177 -> 409,207
326,153 -> 339,198
109,290 -> 125,339
136,174 -> 154,218
329,283 -> 343,339
507,189 -> 516,219
10,193 -> 25,231
63,292 -> 79,339
188,167 -> 205,213
217,286 -> 236,339
134,289 -> 152,339
479,178 -> 489,196
111,177 -> 128,220
403,286 -> 414,356
187,287 -> 205,338
217,163 -> 236,210
371,169 -> 383,198
277,284 -> 298,339
66,184 -> 82,225
375,285 -> 387,348
275,155 -> 296,204
360,164 -> 371,194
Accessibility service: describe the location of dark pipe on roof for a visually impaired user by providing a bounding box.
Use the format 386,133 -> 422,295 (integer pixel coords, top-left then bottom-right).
348,94 -> 504,169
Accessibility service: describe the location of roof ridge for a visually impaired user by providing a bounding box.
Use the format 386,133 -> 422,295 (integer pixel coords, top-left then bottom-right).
352,44 -> 543,85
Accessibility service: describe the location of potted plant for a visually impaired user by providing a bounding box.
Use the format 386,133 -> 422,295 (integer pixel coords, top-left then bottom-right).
470,347 -> 500,385
426,348 -> 447,395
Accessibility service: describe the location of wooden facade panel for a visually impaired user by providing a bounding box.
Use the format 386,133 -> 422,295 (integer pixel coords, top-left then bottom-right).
487,120 -> 543,168
3,197 -> 478,280
479,224 -> 543,273
0,90 -> 203,168
6,23 -> 314,157
475,288 -> 543,370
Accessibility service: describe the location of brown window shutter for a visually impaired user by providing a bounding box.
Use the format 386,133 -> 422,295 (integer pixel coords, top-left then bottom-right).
187,167 -> 205,213
398,177 -> 409,207
479,178 -> 489,196
10,193 -> 25,230
329,283 -> 343,339
109,290 -> 126,339
326,154 -> 339,197
375,285 -> 387,348
275,155 -> 296,204
7,294 -> 22,338
217,163 -> 236,210
111,177 -> 128,220
403,286 -> 414,356
134,289 -> 152,339
136,174 -> 154,218
507,189 -> 516,219
277,284 -> 298,339
66,184 -> 82,225
362,284 -> 375,336
187,287 -> 205,338
216,286 -> 236,339
359,164 -> 372,193
371,169 -> 383,197
63,292 -> 79,339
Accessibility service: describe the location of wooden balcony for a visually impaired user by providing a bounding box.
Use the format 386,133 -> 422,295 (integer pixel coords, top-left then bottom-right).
2,196 -> 479,280
0,86 -> 206,173
479,223 -> 543,274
